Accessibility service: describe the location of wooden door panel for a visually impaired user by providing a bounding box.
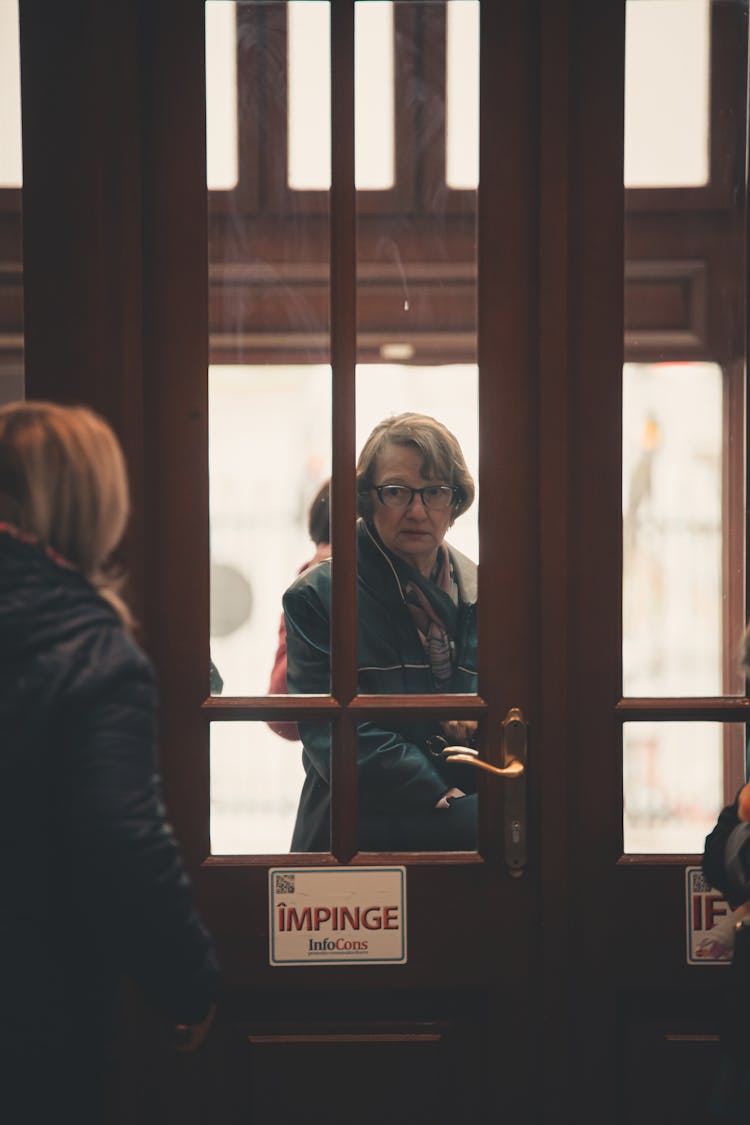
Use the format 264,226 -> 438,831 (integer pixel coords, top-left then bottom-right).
621,1010 -> 722,1125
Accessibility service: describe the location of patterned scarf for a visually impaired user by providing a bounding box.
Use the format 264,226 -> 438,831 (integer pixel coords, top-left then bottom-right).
404,546 -> 457,685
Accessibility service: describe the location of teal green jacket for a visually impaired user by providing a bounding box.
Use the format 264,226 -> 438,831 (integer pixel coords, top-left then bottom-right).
283,520 -> 478,851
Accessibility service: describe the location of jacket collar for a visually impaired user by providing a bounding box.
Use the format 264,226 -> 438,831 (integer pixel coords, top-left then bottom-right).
358,519 -> 477,607
0,521 -> 78,573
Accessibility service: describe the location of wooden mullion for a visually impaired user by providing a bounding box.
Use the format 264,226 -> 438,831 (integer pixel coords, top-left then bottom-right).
616,698 -> 750,721
138,0 -> 211,867
201,696 -> 341,722
538,0 -> 574,1117
349,694 -> 487,720
478,0 -> 539,857
476,3 -> 539,1121
330,0 -> 358,861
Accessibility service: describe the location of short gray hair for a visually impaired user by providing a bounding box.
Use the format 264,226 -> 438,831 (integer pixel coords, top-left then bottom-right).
356,412 -> 475,523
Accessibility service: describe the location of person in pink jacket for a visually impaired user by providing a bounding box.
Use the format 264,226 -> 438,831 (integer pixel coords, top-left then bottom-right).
267,479 -> 330,739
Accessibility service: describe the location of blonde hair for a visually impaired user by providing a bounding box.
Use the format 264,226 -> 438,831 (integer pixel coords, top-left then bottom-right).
0,401 -> 131,625
356,412 -> 475,523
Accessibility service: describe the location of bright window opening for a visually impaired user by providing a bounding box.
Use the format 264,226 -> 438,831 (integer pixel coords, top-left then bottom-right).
446,0 -> 479,190
0,0 -> 22,188
625,0 -> 710,188
205,1 -> 239,190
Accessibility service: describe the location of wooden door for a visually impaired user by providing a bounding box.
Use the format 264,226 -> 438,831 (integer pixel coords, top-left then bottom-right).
570,3 -> 750,1123
134,2 -> 543,1122
16,1 -> 750,1122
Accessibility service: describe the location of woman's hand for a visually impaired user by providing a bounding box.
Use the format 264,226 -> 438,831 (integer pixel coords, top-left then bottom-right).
434,787 -> 466,809
440,720 -> 477,747
173,1003 -> 216,1052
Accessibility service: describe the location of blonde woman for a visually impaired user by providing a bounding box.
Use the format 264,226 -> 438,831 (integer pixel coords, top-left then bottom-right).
0,402 -> 217,1121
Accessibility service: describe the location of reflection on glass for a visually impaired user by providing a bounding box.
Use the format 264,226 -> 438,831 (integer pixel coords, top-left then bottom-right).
624,0 -> 710,188
623,721 -> 741,853
622,363 -> 723,696
211,721 -> 330,853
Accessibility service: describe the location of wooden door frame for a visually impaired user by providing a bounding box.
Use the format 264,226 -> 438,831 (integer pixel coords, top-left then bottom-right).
24,0 -> 748,1121
19,0 -> 148,624
559,2 -> 750,1120
16,0 -> 578,1119
136,1 -> 545,1120
562,0 -> 626,1110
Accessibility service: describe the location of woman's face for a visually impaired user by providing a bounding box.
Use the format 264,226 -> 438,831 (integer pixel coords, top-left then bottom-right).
370,442 -> 454,578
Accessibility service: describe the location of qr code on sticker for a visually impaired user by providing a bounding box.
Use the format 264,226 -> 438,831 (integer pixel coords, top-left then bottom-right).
274,873 -> 295,895
691,870 -> 712,893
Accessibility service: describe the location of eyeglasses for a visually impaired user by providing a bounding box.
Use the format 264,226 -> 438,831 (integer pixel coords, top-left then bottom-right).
372,484 -> 459,511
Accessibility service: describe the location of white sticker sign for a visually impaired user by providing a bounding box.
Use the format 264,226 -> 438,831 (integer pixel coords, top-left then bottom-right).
685,865 -> 733,965
269,866 -> 407,966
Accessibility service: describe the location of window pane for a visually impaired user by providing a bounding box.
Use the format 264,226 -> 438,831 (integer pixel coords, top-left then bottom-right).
446,0 -> 479,190
623,2 -> 748,698
623,721 -> 743,853
625,0 -> 710,188
623,362 -> 723,696
352,2 -> 479,852
356,715 -> 480,852
205,0 -> 239,190
209,365 -> 331,697
356,365 -> 478,562
287,1 -> 330,190
211,721 -> 331,853
206,2 -> 333,856
0,0 -> 22,189
355,1 -> 394,190
288,1 -> 395,191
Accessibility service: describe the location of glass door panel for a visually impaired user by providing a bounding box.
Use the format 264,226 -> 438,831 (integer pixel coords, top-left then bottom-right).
210,720 -> 331,854
205,0 -> 489,857
623,361 -> 724,696
622,0 -> 749,852
624,0 -> 710,188
353,1 -> 480,852
206,1 -> 333,853
623,720 -> 744,853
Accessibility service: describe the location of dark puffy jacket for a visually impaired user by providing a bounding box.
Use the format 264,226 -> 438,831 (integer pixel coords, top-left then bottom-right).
283,520 -> 478,851
0,527 -> 217,1055
703,793 -> 750,907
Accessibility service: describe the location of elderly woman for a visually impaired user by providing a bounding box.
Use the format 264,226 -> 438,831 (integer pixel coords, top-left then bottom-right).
283,412 -> 479,852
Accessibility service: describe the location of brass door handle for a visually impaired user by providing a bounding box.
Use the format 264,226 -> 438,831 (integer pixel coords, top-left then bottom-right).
440,707 -> 528,876
441,749 -> 524,778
